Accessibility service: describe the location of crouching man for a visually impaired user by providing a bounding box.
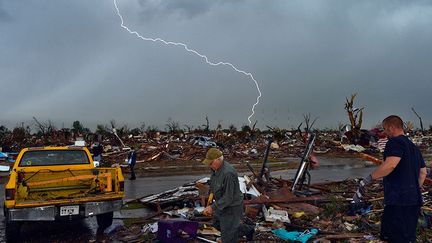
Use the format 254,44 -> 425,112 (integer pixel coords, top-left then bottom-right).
202,148 -> 254,243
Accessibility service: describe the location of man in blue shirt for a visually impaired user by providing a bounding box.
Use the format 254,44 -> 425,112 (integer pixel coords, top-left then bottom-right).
353,115 -> 427,242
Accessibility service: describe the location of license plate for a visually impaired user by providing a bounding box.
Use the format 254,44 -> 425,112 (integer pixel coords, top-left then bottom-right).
60,205 -> 79,216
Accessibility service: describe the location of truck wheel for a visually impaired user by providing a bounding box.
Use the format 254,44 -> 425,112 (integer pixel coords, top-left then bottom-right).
5,221 -> 21,242
96,212 -> 113,229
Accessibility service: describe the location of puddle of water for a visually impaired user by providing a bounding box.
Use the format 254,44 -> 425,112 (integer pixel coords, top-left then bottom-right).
116,208 -> 154,219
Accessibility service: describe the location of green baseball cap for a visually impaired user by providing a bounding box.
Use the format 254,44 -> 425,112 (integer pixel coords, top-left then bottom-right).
202,148 -> 223,165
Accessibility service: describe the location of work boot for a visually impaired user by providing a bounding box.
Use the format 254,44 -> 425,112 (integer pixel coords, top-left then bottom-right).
246,227 -> 255,241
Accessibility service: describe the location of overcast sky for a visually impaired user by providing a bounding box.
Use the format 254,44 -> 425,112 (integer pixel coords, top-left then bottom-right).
1,0 -> 431,131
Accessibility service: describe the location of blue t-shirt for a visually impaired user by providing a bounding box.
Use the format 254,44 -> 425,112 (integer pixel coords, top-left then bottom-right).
383,135 -> 425,206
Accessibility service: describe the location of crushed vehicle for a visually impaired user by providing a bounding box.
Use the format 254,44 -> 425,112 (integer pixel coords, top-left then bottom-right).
190,136 -> 217,148
3,146 -> 125,242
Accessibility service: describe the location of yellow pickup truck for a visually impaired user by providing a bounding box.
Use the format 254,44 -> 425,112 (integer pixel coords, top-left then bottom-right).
3,146 -> 124,241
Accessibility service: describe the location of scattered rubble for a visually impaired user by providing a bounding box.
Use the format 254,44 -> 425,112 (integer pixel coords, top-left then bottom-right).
2,120 -> 432,242
2,120 -> 432,173
106,171 -> 432,242
106,134 -> 432,243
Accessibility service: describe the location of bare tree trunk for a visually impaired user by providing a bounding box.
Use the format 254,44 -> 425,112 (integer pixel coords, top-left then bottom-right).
302,113 -> 318,133
411,107 -> 424,132
252,120 -> 258,131
344,93 -> 364,144
33,116 -> 46,134
204,115 -> 210,132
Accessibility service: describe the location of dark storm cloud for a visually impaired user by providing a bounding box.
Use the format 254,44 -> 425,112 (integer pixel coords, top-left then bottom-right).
137,0 -> 211,19
0,1 -> 11,22
1,0 -> 432,130
137,0 -> 243,20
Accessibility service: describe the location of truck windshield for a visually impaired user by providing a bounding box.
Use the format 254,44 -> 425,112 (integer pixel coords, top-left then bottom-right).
19,150 -> 90,166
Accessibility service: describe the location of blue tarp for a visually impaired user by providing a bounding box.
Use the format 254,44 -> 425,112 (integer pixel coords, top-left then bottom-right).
272,228 -> 318,243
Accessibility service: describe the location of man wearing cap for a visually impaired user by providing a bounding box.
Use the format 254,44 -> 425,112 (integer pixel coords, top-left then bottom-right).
202,148 -> 254,243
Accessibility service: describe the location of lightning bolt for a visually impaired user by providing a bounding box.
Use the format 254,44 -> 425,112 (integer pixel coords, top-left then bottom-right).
113,0 -> 262,124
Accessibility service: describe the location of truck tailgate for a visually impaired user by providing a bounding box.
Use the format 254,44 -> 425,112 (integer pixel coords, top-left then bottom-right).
14,168 -> 123,204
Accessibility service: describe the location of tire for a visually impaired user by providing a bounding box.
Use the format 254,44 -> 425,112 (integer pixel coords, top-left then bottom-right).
96,211 -> 113,229
5,220 -> 21,243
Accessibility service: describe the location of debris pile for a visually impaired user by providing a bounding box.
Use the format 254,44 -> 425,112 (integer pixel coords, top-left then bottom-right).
2,121 -> 431,163
107,132 -> 432,242
109,173 -> 432,242
106,131 -> 432,243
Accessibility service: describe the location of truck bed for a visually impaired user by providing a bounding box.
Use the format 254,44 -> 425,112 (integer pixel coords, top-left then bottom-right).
14,168 -> 123,206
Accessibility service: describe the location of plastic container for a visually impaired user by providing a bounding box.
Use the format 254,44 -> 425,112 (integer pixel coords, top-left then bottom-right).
157,218 -> 199,243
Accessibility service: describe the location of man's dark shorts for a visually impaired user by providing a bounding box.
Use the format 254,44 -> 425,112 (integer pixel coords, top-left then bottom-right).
381,205 -> 420,243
